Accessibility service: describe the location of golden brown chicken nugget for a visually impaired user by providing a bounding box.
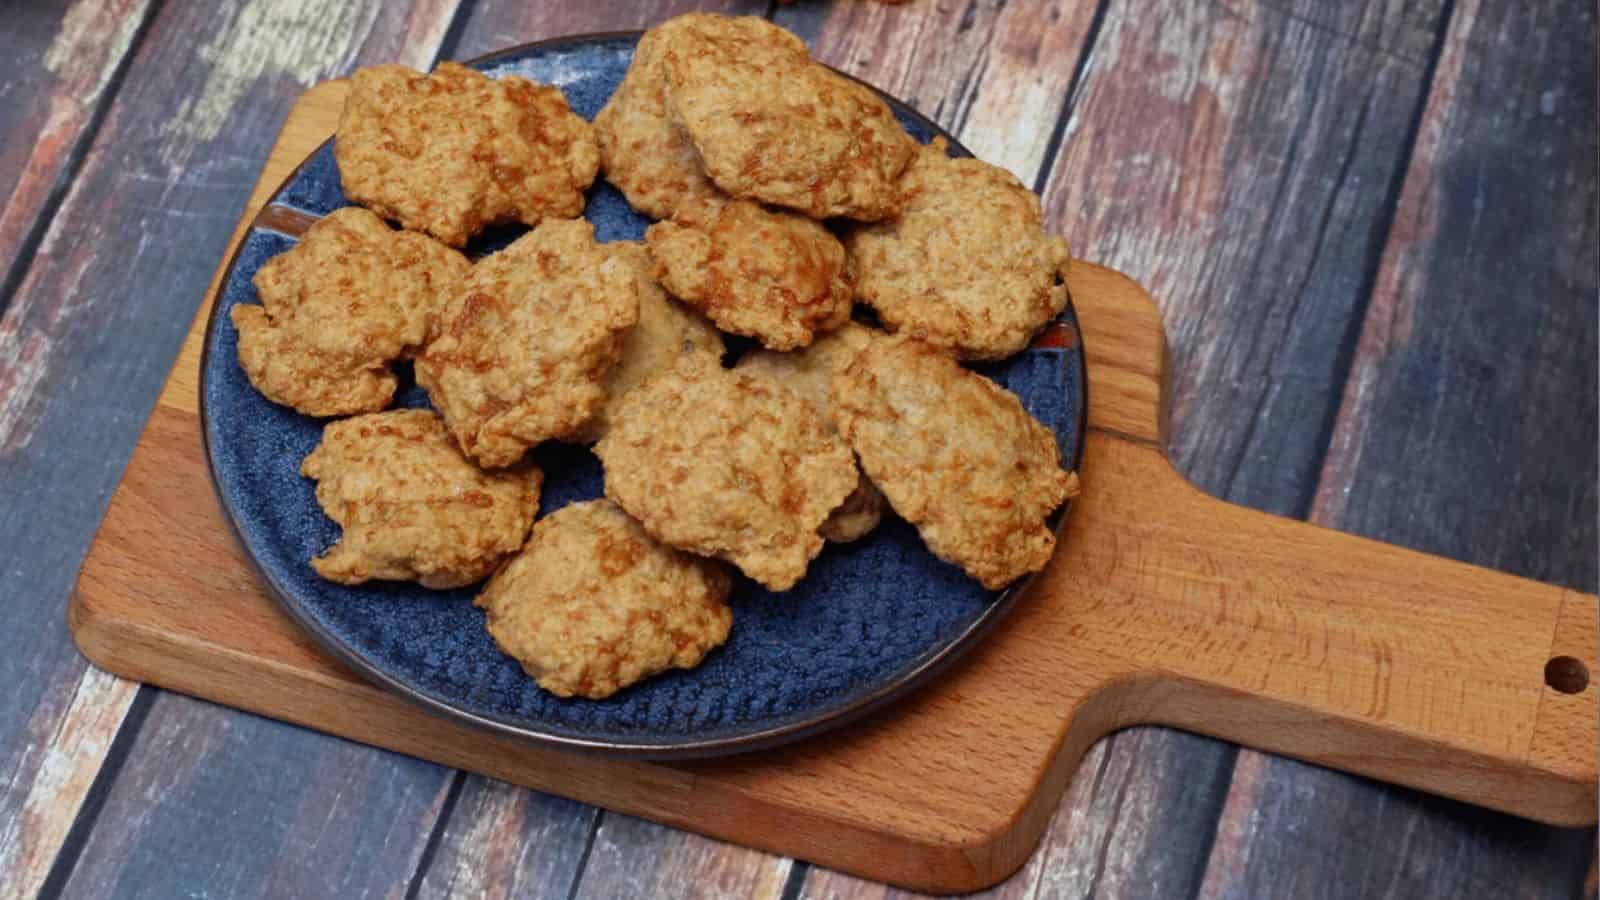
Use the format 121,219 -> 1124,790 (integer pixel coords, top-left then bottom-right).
571,241 -> 724,444
646,199 -> 852,350
302,409 -> 542,588
659,14 -> 914,221
417,220 -> 638,468
476,499 -> 733,699
816,476 -> 888,544
336,63 -> 599,248
595,359 -> 857,590
831,337 -> 1074,588
593,15 -> 726,220
846,138 -> 1071,360
231,208 -> 469,417
734,322 -> 886,542
734,320 -> 878,417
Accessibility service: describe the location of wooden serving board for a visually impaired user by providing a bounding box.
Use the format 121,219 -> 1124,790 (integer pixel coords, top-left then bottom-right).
72,82 -> 1597,894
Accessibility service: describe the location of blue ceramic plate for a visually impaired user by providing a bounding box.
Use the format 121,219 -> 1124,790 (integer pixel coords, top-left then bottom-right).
201,34 -> 1086,758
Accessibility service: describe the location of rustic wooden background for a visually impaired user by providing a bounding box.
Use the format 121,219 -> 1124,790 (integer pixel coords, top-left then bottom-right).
1,0 -> 1594,897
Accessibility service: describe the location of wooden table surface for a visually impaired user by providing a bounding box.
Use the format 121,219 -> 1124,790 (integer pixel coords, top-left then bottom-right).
1,1 -> 1593,897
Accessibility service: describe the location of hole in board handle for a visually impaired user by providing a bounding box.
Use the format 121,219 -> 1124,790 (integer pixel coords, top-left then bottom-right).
1544,656 -> 1589,695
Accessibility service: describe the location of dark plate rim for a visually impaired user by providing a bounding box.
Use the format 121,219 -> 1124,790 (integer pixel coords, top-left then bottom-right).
197,31 -> 1090,760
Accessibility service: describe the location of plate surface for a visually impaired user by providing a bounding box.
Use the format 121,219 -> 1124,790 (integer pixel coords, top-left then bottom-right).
200,34 -> 1085,758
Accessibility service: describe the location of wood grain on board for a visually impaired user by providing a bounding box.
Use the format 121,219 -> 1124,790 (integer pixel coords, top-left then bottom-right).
1195,0 -> 1600,896
0,2 -> 468,897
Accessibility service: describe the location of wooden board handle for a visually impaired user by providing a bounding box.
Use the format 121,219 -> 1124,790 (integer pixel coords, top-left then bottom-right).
1039,433 -> 1597,825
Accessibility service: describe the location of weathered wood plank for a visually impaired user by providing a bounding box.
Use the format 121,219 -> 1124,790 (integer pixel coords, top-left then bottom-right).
442,0 -> 768,58
802,732 -> 1236,900
1041,0 -> 1448,517
59,692 -> 454,899
572,814 -> 795,900
0,666 -> 138,897
0,0 -> 467,894
0,3 -> 155,896
1197,757 -> 1594,900
1198,0 -> 1599,896
0,0 -> 153,308
1312,0 -> 1599,588
777,0 -> 1097,181
413,777 -> 598,900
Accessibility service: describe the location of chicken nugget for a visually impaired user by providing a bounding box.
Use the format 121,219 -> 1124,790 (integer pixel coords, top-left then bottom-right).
231,207 -> 469,417
659,14 -> 914,221
595,359 -> 857,590
417,220 -> 638,468
477,499 -> 733,699
302,409 -> 542,588
593,15 -> 726,220
336,62 -> 599,247
734,322 -> 886,542
846,138 -> 1071,360
646,198 -> 852,350
571,241 -> 725,444
831,337 -> 1075,588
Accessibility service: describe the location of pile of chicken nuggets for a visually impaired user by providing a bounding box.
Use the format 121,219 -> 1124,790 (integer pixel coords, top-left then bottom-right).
230,14 -> 1080,701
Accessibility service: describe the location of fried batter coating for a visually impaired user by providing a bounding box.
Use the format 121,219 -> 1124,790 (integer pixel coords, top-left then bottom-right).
593,15 -> 725,220
816,476 -> 887,544
417,220 -> 638,468
302,409 -> 542,588
477,500 -> 733,699
734,321 -> 878,418
335,62 -> 599,247
846,138 -> 1071,360
230,208 -> 468,417
735,322 -> 886,542
595,359 -> 857,590
571,241 -> 725,444
831,337 -> 1074,588
646,199 -> 852,350
659,14 -> 915,221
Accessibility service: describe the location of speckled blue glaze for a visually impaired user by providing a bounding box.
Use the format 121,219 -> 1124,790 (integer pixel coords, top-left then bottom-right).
202,36 -> 1085,754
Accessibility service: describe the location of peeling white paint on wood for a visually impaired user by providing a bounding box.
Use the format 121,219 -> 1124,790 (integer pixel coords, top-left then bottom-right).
43,0 -> 153,98
804,0 -> 1093,185
575,813 -> 793,900
416,780 -> 595,900
0,0 -> 472,896
957,1 -> 1096,184
168,0 -> 380,144
0,0 -> 152,284
0,325 -> 52,455
0,666 -> 138,900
